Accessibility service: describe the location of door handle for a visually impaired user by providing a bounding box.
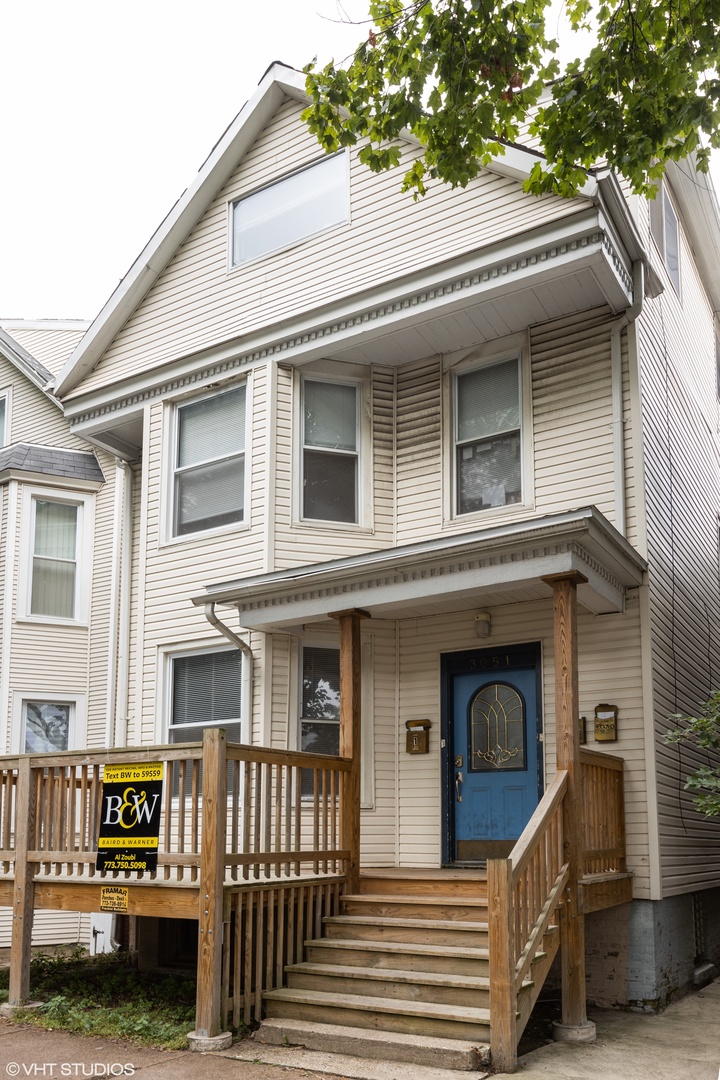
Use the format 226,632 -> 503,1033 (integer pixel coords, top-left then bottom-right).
455,771 -> 463,802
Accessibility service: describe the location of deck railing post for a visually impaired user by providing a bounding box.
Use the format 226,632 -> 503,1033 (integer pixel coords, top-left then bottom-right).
488,856 -> 517,1073
541,571 -> 596,1042
190,728 -> 231,1050
9,757 -> 36,1005
330,608 -> 369,896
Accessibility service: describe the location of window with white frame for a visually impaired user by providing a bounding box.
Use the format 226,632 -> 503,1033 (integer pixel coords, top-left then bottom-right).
300,646 -> 340,795
30,498 -> 80,619
232,152 -> 347,266
173,384 -> 246,537
0,388 -> 9,446
649,182 -> 680,294
23,700 -> 72,753
169,649 -> 242,744
455,358 -> 522,515
302,378 -> 359,523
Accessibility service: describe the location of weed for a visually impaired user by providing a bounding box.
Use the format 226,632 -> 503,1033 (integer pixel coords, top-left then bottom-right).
0,950 -> 202,1050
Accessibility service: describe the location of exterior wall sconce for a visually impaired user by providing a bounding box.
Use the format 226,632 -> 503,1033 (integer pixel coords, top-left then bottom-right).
594,703 -> 619,742
475,612 -> 492,638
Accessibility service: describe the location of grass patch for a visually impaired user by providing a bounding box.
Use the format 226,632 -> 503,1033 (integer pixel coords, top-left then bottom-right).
0,948 -> 197,1050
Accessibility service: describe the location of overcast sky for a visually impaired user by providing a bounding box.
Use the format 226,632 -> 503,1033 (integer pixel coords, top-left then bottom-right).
1,1 -> 717,322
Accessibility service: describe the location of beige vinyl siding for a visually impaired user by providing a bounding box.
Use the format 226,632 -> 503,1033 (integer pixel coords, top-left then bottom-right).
72,99 -> 588,396
637,204 -> 720,894
0,326 -> 86,375
531,309 -> 615,521
0,910 -> 85,949
131,373 -> 266,741
272,364 -> 395,568
396,357 -> 443,544
0,355 -> 85,450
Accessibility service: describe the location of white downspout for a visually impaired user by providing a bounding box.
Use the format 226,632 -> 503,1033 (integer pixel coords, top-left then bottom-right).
116,461 -> 133,747
611,260 -> 645,537
105,459 -> 133,748
204,603 -> 253,742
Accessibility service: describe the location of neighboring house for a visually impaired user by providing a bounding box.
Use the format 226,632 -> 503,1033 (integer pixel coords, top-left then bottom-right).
35,62 -> 720,1059
0,320 -> 115,951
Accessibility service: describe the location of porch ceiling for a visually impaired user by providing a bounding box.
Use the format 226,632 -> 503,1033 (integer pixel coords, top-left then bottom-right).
192,507 -> 646,632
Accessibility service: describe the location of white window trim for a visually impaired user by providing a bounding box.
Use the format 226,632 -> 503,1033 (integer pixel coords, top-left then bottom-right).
162,379 -> 251,545
0,385 -> 12,447
11,691 -> 87,755
292,634 -> 375,810
227,150 -> 350,271
292,367 -> 373,532
157,640 -> 247,745
649,181 -> 681,296
442,333 -> 534,525
16,485 -> 94,626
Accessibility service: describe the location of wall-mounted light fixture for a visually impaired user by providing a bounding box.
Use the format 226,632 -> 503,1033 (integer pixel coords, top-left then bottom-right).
475,612 -> 492,638
594,704 -> 618,742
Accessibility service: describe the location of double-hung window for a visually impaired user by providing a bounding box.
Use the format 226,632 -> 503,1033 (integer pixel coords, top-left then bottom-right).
173,385 -> 246,537
649,182 -> 680,294
232,152 -> 348,266
31,498 -> 80,619
455,359 -> 522,515
169,650 -> 242,745
302,379 -> 359,523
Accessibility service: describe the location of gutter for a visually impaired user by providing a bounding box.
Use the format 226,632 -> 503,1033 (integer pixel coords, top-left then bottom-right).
204,603 -> 254,741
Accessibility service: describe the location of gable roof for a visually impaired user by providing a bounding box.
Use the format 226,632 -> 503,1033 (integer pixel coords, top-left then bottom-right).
0,320 -> 90,376
0,325 -> 60,406
53,64 -> 617,402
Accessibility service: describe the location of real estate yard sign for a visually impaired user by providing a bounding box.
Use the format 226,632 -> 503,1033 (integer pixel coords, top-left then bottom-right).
96,763 -> 164,872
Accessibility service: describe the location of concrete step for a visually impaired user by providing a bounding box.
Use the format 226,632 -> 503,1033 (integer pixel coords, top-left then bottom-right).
342,893 -> 488,922
263,986 -> 493,1041
324,914 -> 488,947
306,936 -> 490,976
286,961 -> 492,1007
253,1016 -> 491,1072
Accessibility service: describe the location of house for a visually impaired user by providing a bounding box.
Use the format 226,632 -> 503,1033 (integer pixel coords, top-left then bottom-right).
4,62 -> 720,1070
0,319 -> 119,954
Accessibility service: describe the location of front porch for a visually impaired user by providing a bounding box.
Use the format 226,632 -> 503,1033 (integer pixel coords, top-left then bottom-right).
0,728 -> 629,1072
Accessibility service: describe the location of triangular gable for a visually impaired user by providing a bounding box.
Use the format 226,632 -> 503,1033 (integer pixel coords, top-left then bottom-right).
54,63 -> 596,401
0,326 -> 60,407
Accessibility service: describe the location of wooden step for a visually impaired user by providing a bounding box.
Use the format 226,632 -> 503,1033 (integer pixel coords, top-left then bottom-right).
359,868 -> 487,900
342,893 -> 488,922
305,936 -> 489,976
263,987 -> 492,1041
324,914 -> 488,947
286,961 -> 492,1007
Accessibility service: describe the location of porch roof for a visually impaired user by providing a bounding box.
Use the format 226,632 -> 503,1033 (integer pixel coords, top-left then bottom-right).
192,507 -> 646,631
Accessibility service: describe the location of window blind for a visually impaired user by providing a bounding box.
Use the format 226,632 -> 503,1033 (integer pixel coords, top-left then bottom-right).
457,360 -> 519,442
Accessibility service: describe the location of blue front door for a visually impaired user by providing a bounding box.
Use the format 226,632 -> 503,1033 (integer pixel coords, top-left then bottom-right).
446,646 -> 542,861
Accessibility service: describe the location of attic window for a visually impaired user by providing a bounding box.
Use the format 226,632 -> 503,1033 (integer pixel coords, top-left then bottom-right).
649,182 -> 680,294
231,152 -> 348,265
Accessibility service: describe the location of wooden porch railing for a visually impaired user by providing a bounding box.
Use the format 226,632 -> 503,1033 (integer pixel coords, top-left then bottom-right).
488,749 -> 627,1073
0,730 -> 351,1042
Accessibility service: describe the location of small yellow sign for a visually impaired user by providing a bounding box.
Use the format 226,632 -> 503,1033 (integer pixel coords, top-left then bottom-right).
100,886 -> 129,913
103,763 -> 163,783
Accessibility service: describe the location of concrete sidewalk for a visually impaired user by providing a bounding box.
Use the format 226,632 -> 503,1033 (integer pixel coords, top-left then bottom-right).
0,979 -> 718,1079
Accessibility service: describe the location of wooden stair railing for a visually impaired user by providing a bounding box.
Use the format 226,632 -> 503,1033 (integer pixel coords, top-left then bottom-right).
488,770 -> 569,1074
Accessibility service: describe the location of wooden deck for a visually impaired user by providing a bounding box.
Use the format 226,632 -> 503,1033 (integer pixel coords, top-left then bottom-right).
0,730 -> 629,1072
